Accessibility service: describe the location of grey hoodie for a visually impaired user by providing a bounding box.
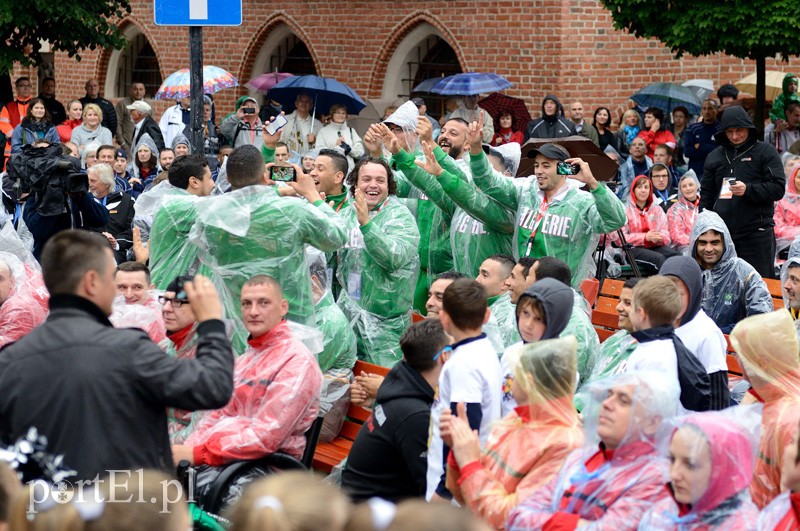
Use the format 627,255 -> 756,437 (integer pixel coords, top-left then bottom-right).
171,133 -> 191,154
516,278 -> 573,340
689,210 -> 773,333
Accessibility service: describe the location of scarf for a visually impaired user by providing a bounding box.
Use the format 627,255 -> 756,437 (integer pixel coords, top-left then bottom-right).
624,125 -> 640,144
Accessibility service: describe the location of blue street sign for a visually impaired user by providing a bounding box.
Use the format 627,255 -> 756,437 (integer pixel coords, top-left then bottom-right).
154,0 -> 242,26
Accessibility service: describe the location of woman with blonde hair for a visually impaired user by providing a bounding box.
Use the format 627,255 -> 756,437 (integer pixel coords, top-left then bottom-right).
441,337 -> 584,529
616,108 -> 642,158
70,103 -> 113,155
226,472 -> 351,531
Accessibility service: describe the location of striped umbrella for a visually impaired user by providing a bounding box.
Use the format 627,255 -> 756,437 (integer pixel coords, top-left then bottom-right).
431,73 -> 513,96
154,65 -> 238,100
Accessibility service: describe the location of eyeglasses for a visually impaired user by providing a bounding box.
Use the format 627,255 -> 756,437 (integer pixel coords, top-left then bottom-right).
433,345 -> 453,361
158,295 -> 188,308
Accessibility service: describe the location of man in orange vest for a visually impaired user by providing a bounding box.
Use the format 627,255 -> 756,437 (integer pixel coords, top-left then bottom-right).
0,77 -> 32,168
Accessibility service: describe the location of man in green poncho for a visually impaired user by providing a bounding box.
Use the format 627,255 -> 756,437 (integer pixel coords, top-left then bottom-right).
770,73 -> 800,124
470,121 -> 627,289
148,154 -> 215,289
336,157 -> 420,367
473,254 -> 520,353
190,145 -> 348,353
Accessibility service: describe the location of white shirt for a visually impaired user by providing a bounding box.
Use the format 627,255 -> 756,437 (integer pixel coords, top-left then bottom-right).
675,309 -> 728,374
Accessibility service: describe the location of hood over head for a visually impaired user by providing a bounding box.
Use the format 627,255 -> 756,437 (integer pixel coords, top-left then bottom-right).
516,277 -> 574,341
629,174 -> 654,209
677,170 -> 700,201
492,142 -> 521,176
171,133 -> 191,153
541,94 -> 563,122
689,210 -> 736,267
383,100 -> 419,131
660,256 -> 703,323
713,106 -> 757,147
730,310 -> 800,393
134,133 -> 159,160
783,73 -> 799,96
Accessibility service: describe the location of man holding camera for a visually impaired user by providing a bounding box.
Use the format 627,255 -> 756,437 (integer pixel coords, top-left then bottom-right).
700,106 -> 785,278
220,96 -> 265,150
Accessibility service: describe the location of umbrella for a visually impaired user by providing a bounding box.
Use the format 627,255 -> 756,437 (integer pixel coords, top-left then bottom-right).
479,93 -> 532,133
735,71 -> 786,101
411,77 -> 446,94
682,79 -> 715,104
430,72 -> 513,96
245,72 -> 294,94
516,136 -> 619,182
630,82 -> 702,116
154,65 -> 238,100
347,99 -> 382,138
267,75 -> 367,121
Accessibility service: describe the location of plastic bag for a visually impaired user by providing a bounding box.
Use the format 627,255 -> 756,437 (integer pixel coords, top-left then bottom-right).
318,369 -> 353,443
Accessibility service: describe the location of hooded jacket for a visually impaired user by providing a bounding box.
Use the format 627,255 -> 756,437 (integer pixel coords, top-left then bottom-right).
11,119 -> 61,154
667,172 -> 701,252
485,292 -> 522,354
159,103 -> 190,149
699,106 -> 785,237
342,360 -> 436,501
769,73 -> 800,123
689,211 -> 773,333
757,491 -> 800,530
617,174 -> 671,249
730,310 -> 800,508
129,133 -> 160,198
0,251 -> 47,347
171,133 -> 191,154
524,95 -> 577,141
639,412 -> 760,530
775,166 -> 800,251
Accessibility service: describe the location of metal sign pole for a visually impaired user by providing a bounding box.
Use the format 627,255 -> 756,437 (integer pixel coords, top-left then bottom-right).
189,26 -> 204,156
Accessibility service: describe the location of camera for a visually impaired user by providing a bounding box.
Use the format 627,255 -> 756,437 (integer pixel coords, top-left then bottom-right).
556,162 -> 581,175
242,107 -> 256,115
67,172 -> 89,195
270,165 -> 296,182
6,144 -> 85,216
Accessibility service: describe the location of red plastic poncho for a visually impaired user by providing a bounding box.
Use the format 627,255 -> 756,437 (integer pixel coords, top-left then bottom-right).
775,167 -> 800,254
185,321 -> 322,465
109,294 -> 167,344
613,175 -> 671,249
0,252 -> 47,347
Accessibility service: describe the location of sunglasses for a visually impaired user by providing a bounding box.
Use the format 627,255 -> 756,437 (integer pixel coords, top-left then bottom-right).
158,295 -> 188,308
433,345 -> 453,361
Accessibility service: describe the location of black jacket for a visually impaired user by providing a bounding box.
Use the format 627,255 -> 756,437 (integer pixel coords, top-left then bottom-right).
0,295 -> 234,480
342,360 -> 434,501
39,95 -> 66,126
133,116 -> 166,152
700,106 -> 785,237
525,94 -> 577,141
90,190 -> 136,263
79,95 -> 118,138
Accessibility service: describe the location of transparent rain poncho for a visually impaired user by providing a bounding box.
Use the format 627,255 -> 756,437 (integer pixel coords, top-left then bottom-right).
757,490 -> 800,530
689,210 -> 773,333
730,309 -> 800,508
469,149 -> 627,290
638,405 -> 762,530
184,321 -> 323,464
0,224 -> 48,346
575,329 -> 638,412
108,293 -> 167,344
450,337 -> 584,529
335,196 -> 420,367
781,256 -> 800,340
189,185 -> 348,354
507,371 -> 679,530
485,293 -> 521,354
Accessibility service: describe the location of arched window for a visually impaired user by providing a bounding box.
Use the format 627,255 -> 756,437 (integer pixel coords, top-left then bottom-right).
250,26 -> 317,82
106,26 -> 162,99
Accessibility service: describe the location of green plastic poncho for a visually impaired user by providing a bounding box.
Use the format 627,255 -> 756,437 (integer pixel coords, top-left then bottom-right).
770,73 -> 800,123
336,196 -> 420,367
392,147 -> 515,278
486,292 -> 521,354
574,329 -> 637,411
471,157 -> 626,289
189,185 -> 348,352
563,294 -> 601,390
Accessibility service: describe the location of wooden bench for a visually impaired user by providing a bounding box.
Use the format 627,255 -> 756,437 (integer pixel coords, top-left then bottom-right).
764,277 -> 784,311
312,359 -> 390,474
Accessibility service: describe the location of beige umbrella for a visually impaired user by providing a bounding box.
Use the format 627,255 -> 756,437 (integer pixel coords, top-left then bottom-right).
734,70 -> 786,101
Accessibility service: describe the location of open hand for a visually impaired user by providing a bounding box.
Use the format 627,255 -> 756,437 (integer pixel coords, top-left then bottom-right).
414,141 -> 444,177
354,188 -> 370,226
467,111 -> 485,154
363,124 -> 384,157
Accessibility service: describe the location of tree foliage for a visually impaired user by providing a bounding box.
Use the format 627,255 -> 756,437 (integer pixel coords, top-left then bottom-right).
0,0 -> 131,74
599,0 -> 800,60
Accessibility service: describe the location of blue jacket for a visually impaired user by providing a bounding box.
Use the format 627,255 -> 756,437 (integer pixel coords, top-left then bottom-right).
683,121 -> 720,179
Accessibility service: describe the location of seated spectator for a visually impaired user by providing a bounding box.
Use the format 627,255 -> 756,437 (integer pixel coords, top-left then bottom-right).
87,163 -> 135,264
10,98 -> 60,154
0,253 -> 47,347
782,257 -> 800,338
506,372 -> 678,529
69,103 -> 112,156
593,106 -> 618,152
616,174 -> 679,275
770,74 -> 800,124
757,419 -> 800,528
667,171 -> 701,254
342,319 -> 448,501
128,133 -> 159,199
171,133 -> 191,157
56,99 -> 83,143
173,275 -> 322,488
444,337 -> 584,529
660,256 -> 729,410
638,107 -> 676,160
491,111 -> 524,146
648,162 -> 677,213
524,94 -> 576,141
639,408 -> 761,529
476,254 -> 520,353
689,211 -> 773,333
95,144 -> 129,193
315,104 -> 365,170
730,310 -> 800,508
81,140 -> 100,169
617,136 -> 652,199
427,278 -> 503,501
616,108 -> 642,159
112,147 -> 132,190
651,144 -> 681,189
775,165 -> 800,257
627,276 -> 712,412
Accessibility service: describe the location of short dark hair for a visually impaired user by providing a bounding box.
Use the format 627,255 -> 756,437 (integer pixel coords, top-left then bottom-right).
317,148 -> 349,176
346,157 -> 397,196
275,141 -> 288,150
623,277 -> 641,290
486,254 -> 515,278
645,108 -> 665,123
15,77 -> 29,87
445,117 -> 470,128
400,320 -> 448,372
41,230 -> 111,295
534,256 -> 572,287
159,148 -> 174,157
169,153 -> 208,190
442,278 -> 487,330
654,144 -> 673,156
243,274 -> 283,296
786,101 -> 800,116
97,144 -> 116,158
115,261 -> 151,283
227,145 -> 266,189
517,257 -> 537,277
436,271 -> 468,282
672,106 -> 689,118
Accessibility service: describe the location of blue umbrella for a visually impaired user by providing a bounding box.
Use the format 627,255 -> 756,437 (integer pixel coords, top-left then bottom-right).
411,77 -> 445,93
430,73 -> 513,96
631,83 -> 702,115
267,75 -> 367,121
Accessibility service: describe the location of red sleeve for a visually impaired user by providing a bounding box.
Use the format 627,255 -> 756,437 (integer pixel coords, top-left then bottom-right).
637,130 -> 656,150
542,511 -> 581,531
457,460 -> 483,483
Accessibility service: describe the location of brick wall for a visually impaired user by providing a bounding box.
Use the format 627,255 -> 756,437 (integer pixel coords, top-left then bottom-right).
10,0 -> 800,126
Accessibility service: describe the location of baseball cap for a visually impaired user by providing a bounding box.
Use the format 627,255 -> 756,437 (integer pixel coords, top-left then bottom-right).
526,143 -> 570,161
126,100 -> 151,114
115,148 -> 128,160
410,97 -> 425,107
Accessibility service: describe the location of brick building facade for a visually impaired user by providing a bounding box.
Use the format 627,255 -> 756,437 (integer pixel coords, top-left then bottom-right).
12,0 -> 800,124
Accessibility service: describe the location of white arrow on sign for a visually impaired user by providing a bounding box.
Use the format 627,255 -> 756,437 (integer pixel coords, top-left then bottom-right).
189,0 -> 208,19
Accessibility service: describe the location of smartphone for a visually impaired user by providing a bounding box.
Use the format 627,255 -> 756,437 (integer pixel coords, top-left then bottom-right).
726,177 -> 736,185
556,162 -> 580,175
265,114 -> 288,135
242,107 -> 256,115
270,165 -> 296,182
